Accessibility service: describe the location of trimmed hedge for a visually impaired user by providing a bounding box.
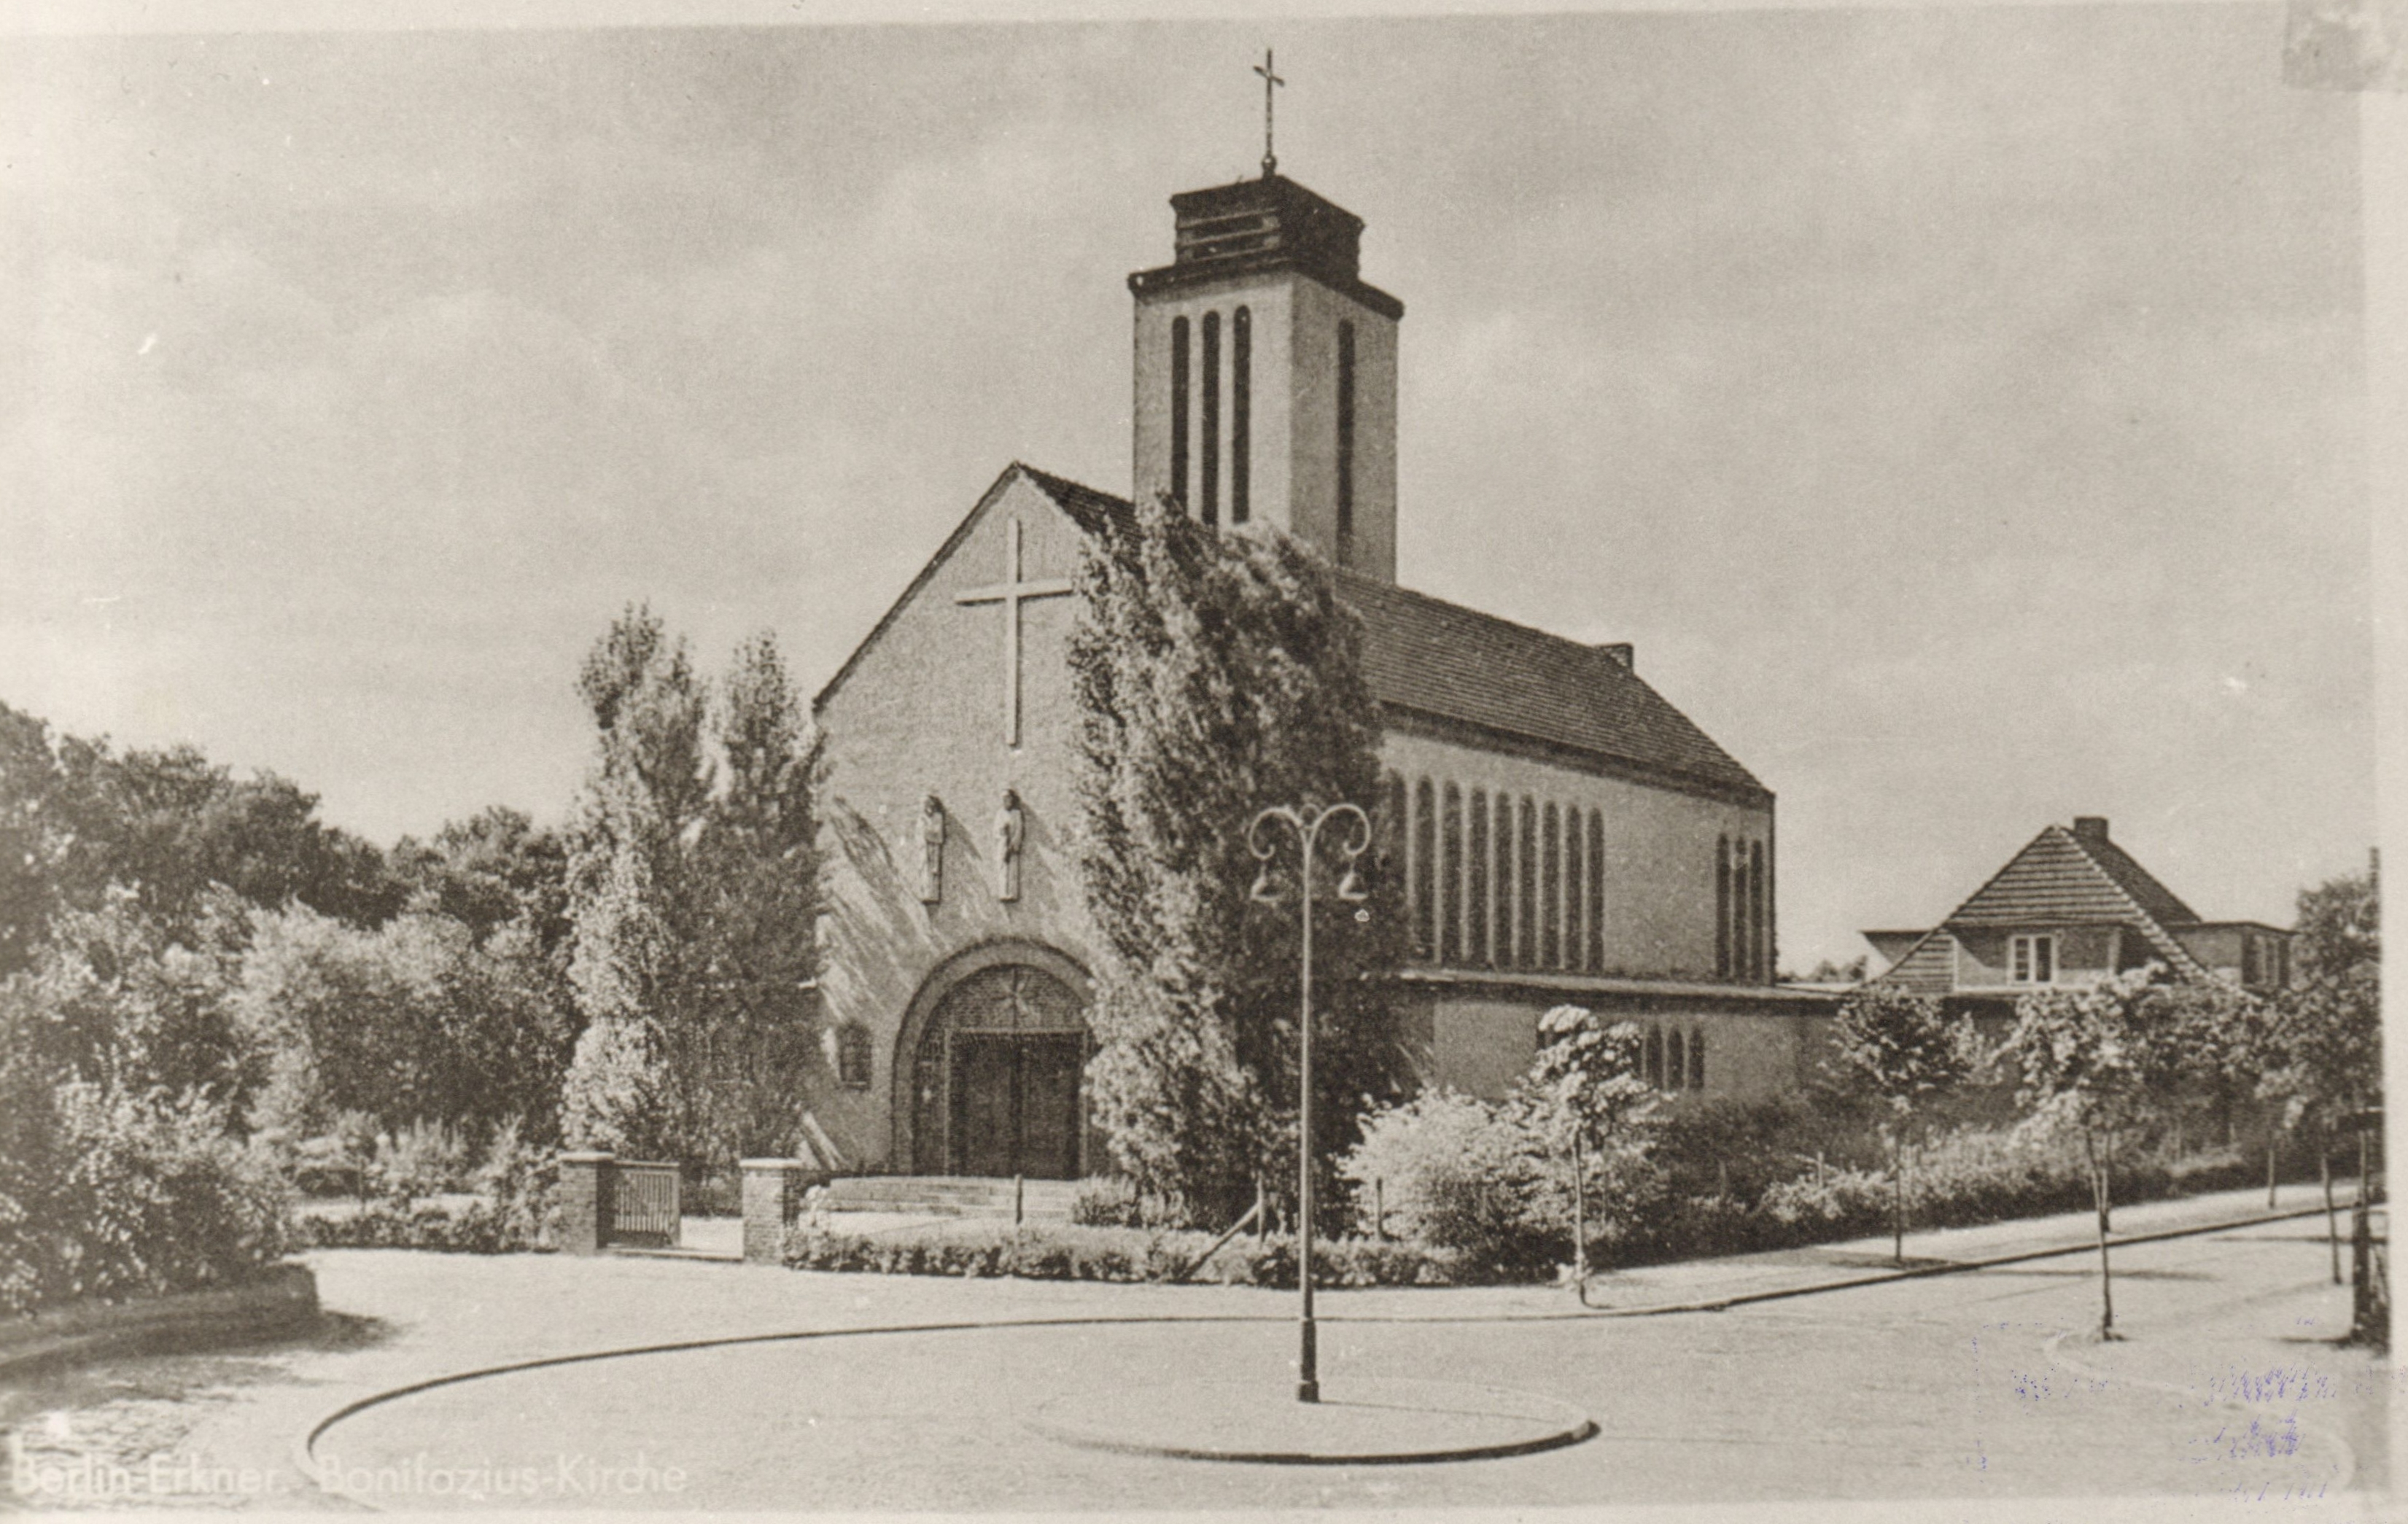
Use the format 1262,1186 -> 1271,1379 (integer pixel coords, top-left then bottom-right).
781,1221 -> 1459,1288
295,1199 -> 541,1254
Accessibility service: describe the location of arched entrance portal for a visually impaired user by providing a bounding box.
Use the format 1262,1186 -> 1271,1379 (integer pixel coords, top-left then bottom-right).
908,961 -> 1090,1178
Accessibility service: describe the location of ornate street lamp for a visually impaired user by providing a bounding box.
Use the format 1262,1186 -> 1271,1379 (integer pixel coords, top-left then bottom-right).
1247,801 -> 1372,1404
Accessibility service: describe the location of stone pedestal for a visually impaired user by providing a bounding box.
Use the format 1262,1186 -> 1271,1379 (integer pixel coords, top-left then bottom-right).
559,1151 -> 616,1255
741,1159 -> 818,1264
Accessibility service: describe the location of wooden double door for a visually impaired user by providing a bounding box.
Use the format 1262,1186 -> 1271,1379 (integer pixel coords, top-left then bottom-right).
947,1031 -> 1084,1181
912,963 -> 1088,1179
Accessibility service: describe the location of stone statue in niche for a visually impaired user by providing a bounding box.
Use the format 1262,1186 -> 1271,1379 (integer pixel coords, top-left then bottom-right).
995,788 -> 1025,902
918,793 -> 946,904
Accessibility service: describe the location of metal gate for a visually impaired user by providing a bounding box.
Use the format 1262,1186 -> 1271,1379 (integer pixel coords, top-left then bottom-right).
612,1160 -> 682,1248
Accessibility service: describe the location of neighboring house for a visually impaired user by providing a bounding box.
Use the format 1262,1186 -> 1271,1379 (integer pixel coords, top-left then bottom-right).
1862,816 -> 2292,1015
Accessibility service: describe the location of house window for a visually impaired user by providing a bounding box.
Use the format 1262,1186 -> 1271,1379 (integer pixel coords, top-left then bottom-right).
2011,933 -> 2056,985
836,1022 -> 874,1089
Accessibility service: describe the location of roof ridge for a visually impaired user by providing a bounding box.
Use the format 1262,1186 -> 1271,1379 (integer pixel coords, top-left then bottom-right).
1942,823 -> 2209,979
1335,569 -> 1631,669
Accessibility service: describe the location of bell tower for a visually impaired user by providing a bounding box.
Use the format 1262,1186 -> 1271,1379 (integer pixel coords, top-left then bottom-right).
1127,171 -> 1402,583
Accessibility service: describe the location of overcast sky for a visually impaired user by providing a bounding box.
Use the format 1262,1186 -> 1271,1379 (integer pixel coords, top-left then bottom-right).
0,7 -> 2371,968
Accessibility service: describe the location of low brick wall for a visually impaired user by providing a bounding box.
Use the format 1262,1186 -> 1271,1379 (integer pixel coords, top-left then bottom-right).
0,1263 -> 319,1381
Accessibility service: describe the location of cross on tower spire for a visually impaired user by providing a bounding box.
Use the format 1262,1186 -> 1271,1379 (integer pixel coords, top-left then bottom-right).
1254,48 -> 1284,178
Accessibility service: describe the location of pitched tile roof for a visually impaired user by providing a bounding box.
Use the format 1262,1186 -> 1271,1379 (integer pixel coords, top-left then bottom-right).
1019,467 -> 1768,800
1335,574 -> 1766,798
1868,823 -> 2211,986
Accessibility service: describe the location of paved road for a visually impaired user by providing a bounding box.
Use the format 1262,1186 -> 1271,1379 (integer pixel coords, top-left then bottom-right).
3,1194 -> 2390,1512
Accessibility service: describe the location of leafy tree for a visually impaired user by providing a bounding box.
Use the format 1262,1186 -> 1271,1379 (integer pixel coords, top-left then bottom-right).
1523,1005 -> 1663,1277
558,1011 -> 675,1159
0,699 -> 402,973
2261,858 -> 2381,1278
1824,984 -> 1976,1264
1070,493 -> 1407,1224
391,806 -> 571,954
236,904 -> 575,1144
2000,965 -> 2178,1338
691,633 -> 822,1162
561,606 -> 712,1159
557,611 -> 823,1171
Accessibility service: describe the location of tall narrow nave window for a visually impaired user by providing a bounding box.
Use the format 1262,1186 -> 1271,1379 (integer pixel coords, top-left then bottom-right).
1585,811 -> 1606,972
1200,311 -> 1221,525
1715,836 -> 1732,979
1540,803 -> 1561,969
1732,843 -> 1750,985
1468,789 -> 1491,967
1231,307 -> 1251,524
1749,839 -> 1767,982
1413,778 -> 1437,960
1336,321 -> 1357,559
1666,1028 -> 1685,1092
1441,784 -> 1464,965
1564,806 -> 1584,973
1516,796 -> 1537,971
1170,316 -> 1190,508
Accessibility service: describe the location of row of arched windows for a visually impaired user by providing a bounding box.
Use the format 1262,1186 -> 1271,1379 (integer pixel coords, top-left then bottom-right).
1715,835 -> 1771,983
1387,774 -> 1609,974
1168,308 -> 1252,526
1643,1022 -> 1708,1093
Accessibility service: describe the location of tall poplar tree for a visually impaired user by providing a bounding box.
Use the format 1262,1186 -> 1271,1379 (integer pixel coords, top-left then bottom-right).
694,633 -> 822,1162
559,612 -> 821,1170
1069,493 -> 1407,1224
560,607 -> 711,1159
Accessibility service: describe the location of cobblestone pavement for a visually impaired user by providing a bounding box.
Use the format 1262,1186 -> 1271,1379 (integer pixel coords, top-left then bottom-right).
0,1185 -> 2390,1512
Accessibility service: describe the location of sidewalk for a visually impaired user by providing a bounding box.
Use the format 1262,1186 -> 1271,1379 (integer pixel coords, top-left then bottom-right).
0,1178 -> 2361,1510
1548,1179 -> 2364,1316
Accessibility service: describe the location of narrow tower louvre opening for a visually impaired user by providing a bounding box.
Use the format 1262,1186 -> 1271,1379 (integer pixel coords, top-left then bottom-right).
1201,308 -> 1222,525
1232,306 -> 1251,524
1337,319 -> 1357,561
1170,315 -> 1190,508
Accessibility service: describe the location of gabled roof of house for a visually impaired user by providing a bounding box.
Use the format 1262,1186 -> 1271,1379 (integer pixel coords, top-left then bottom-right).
1021,466 -> 1768,801
1868,822 -> 2213,988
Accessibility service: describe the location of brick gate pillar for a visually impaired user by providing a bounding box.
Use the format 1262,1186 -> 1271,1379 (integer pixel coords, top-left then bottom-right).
559,1151 -> 616,1255
740,1159 -> 816,1264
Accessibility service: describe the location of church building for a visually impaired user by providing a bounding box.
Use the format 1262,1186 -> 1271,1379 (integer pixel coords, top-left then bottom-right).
808,160 -> 1836,1181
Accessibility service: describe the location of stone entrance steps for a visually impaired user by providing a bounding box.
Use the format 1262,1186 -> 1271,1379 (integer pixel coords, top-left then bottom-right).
821,1175 -> 1081,1221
